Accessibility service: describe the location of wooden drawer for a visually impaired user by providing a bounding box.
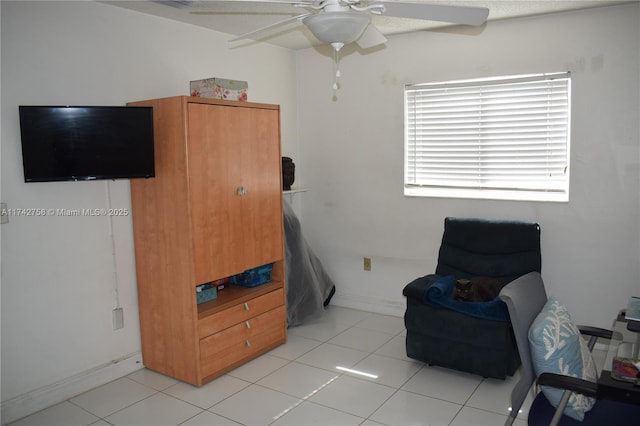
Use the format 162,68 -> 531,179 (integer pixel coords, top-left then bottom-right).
200,306 -> 286,377
198,288 -> 284,338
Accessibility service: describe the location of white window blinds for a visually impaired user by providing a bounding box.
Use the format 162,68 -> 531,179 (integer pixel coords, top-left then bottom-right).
404,72 -> 571,202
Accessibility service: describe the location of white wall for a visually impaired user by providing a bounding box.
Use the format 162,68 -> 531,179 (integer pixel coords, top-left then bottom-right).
296,4 -> 640,324
1,1 -> 298,422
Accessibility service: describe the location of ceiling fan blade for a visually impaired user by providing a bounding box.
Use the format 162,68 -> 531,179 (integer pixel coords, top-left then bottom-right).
229,13 -> 311,42
379,2 -> 489,26
184,0 -> 313,8
356,24 -> 387,49
188,0 -> 315,15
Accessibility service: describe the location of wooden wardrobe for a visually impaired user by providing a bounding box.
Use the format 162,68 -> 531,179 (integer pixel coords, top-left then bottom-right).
128,96 -> 287,386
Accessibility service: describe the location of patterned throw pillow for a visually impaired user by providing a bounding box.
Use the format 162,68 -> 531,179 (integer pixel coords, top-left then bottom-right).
528,297 -> 597,421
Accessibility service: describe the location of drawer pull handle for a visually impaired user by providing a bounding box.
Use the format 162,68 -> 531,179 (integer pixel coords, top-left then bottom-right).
244,303 -> 249,311
245,321 -> 251,329
245,339 -> 251,347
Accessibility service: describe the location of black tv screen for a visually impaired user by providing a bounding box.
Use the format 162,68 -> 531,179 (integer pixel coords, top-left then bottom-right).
19,105 -> 155,182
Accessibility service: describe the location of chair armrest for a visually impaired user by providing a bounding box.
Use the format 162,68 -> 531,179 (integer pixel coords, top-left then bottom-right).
403,274 -> 440,299
577,325 -> 613,351
577,325 -> 613,340
537,373 -> 598,398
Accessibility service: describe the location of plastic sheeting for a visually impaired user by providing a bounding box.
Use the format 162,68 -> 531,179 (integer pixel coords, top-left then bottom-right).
283,199 -> 336,327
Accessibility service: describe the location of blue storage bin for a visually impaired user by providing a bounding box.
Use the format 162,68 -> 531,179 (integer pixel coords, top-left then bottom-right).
196,283 -> 217,304
230,264 -> 273,288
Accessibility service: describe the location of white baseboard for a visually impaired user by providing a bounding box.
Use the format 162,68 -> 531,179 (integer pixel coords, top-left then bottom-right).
1,352 -> 143,425
330,291 -> 406,318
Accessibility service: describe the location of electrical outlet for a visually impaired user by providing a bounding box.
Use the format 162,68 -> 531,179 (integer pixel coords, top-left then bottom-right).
363,257 -> 371,271
112,308 -> 124,330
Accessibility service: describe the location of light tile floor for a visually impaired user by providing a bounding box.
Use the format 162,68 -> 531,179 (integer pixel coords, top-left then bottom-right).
9,306 -> 533,426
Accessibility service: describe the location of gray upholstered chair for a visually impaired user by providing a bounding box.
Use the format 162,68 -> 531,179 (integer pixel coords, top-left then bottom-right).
500,272 -> 640,425
403,217 -> 541,379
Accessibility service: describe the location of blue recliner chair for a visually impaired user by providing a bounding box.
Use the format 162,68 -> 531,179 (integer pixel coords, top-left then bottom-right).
402,217 -> 542,379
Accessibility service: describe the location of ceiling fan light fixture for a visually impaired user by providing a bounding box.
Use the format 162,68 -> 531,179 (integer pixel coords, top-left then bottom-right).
303,11 -> 370,44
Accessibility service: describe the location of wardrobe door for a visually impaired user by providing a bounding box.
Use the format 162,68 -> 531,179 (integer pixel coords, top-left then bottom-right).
188,103 -> 245,282
236,107 -> 284,269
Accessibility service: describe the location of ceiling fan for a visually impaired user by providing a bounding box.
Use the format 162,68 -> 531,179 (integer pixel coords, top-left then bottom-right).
188,0 -> 489,48
182,0 -> 489,89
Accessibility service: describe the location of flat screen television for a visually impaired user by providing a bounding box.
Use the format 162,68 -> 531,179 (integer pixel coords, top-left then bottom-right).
19,105 -> 155,182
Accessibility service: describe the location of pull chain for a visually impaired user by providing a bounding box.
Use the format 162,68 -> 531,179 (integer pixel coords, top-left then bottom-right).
331,42 -> 344,92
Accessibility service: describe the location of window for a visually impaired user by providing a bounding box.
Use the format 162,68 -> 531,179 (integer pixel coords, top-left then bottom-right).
404,73 -> 571,202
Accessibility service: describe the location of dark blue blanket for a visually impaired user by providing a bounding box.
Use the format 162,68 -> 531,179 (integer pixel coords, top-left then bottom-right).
423,275 -> 510,322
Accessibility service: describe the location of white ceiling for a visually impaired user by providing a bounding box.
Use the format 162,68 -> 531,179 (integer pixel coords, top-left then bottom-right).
102,0 -> 633,50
